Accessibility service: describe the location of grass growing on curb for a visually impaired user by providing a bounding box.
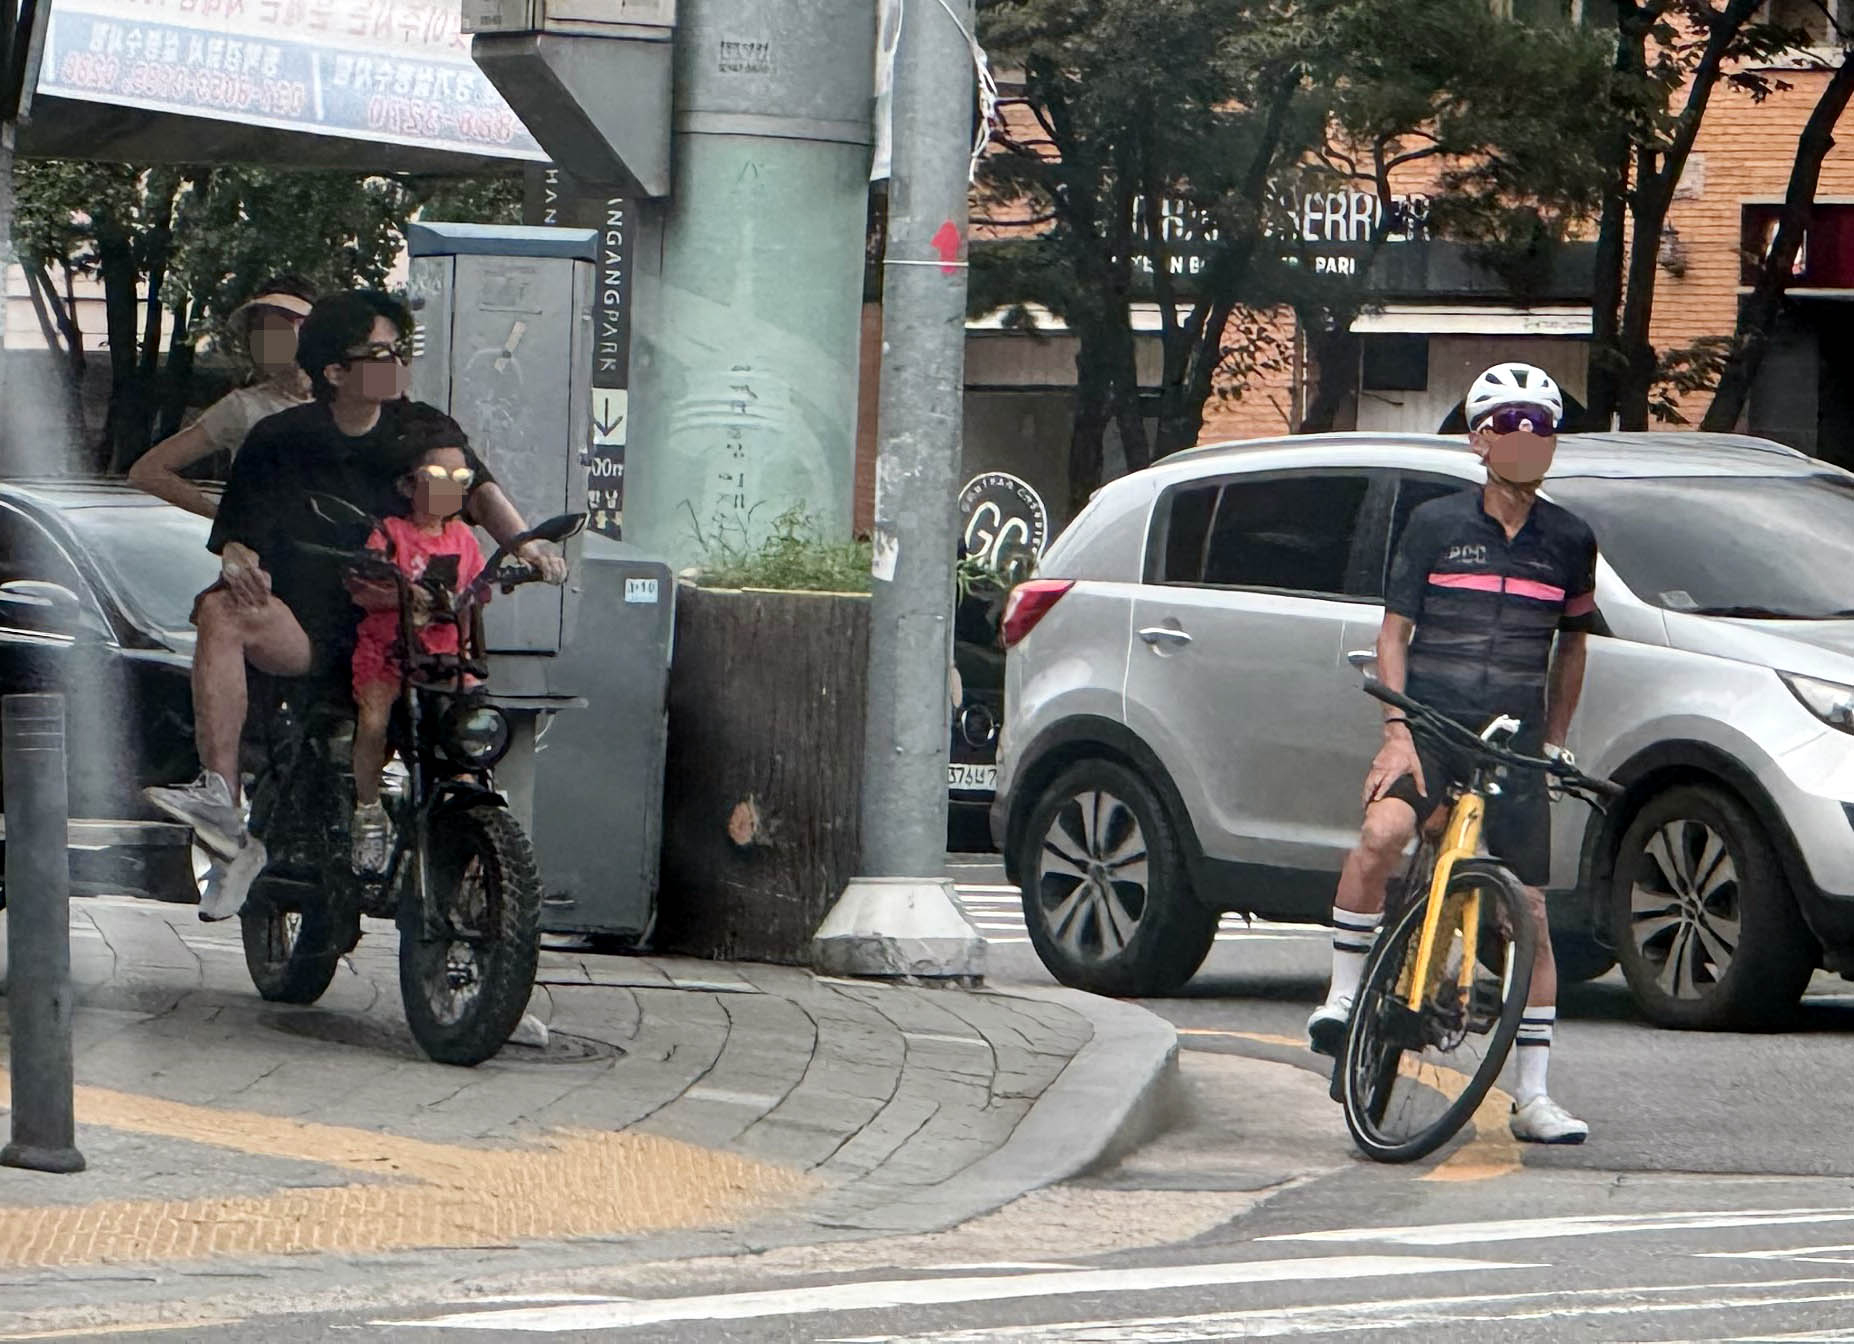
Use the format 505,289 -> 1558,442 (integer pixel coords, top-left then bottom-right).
686,504 -> 874,593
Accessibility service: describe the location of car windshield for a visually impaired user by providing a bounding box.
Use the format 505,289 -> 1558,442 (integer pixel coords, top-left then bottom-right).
61,503 -> 219,636
1547,473 -> 1854,620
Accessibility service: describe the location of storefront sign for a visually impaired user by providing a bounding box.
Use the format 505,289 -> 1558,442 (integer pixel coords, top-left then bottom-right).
1131,189 -> 1432,279
36,0 -> 542,160
959,471 -> 1048,572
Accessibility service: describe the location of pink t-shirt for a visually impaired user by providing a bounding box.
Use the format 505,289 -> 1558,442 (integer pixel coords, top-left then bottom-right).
352,515 -> 486,689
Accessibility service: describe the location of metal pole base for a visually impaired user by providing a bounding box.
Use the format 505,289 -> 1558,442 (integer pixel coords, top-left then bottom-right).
810,877 -> 986,986
1,1142 -> 86,1174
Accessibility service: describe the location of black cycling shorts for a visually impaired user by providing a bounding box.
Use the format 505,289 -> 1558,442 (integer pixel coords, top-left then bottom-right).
1380,734 -> 1551,888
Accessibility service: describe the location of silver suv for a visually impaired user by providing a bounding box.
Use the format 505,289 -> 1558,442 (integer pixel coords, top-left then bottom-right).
991,431 -> 1854,1030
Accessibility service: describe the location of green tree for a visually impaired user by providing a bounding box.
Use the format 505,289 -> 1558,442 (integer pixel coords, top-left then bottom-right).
10,161 -> 520,472
1581,1 -> 1806,429
973,0 -> 1620,509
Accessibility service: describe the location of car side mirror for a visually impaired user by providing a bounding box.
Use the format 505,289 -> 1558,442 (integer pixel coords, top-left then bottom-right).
0,580 -> 111,642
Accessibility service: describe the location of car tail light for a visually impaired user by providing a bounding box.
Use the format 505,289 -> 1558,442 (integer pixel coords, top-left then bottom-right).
1000,579 -> 1075,650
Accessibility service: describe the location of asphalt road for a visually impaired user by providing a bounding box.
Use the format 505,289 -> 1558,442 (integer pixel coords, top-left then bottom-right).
56,854 -> 1854,1343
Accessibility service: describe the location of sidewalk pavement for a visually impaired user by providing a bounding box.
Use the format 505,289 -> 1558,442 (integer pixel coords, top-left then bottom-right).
0,894 -> 1176,1331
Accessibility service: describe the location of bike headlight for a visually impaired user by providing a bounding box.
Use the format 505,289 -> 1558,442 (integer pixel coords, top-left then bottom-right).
444,703 -> 511,766
1780,671 -> 1854,733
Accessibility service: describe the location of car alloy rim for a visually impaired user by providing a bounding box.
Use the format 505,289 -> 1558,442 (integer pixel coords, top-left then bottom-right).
1034,789 -> 1149,961
1629,818 -> 1740,999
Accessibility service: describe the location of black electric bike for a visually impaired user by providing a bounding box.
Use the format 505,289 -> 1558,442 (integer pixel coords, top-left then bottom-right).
230,497 -> 585,1066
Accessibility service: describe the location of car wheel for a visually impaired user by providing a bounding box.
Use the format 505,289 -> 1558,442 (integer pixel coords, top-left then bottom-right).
1549,930 -> 1615,984
1610,784 -> 1816,1030
1017,758 -> 1216,996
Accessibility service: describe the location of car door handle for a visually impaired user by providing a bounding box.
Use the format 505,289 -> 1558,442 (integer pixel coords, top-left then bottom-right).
1139,626 -> 1193,647
1346,648 -> 1377,668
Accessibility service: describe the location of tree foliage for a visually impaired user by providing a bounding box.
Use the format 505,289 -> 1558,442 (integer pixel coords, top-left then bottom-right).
973,0 -> 1621,509
10,161 -> 520,472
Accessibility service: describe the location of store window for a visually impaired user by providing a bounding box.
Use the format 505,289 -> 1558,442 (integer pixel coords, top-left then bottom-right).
1495,0 -> 1618,26
1763,0 -> 1851,46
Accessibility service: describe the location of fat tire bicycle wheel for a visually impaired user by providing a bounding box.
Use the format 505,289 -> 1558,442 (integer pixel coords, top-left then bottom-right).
1341,858 -> 1536,1164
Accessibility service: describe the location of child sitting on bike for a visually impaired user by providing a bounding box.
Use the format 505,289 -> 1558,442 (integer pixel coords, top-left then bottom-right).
348,409 -> 487,872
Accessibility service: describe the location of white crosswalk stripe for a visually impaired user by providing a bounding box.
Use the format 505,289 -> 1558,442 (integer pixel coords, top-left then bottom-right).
953,885 -> 1326,947
375,1256 -> 1531,1333
823,1278 -> 1854,1343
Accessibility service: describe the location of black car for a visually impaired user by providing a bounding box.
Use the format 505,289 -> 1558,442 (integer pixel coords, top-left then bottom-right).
949,576 -> 1005,853
0,480 -> 213,901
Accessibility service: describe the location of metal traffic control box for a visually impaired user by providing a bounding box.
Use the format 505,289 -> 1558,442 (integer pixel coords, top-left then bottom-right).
529,535 -> 672,941
408,221 -> 670,937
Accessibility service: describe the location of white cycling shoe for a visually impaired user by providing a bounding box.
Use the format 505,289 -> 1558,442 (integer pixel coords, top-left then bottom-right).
1509,1094 -> 1589,1144
1307,996 -> 1352,1058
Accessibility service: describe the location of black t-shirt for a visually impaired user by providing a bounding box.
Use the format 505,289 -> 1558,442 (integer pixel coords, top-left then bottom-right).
208,399 -> 495,664
1384,488 -> 1599,732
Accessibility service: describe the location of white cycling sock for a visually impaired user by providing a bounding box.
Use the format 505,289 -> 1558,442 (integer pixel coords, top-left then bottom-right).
1327,907 -> 1381,1003
1514,1006 -> 1556,1104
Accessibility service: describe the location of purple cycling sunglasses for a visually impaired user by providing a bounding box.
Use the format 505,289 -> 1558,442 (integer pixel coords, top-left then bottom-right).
1476,404 -> 1559,436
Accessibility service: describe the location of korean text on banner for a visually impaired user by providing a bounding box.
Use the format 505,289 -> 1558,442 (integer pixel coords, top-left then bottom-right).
36,0 -> 543,161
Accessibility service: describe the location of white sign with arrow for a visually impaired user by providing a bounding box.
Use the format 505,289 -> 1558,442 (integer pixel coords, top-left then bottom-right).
592,388 -> 628,447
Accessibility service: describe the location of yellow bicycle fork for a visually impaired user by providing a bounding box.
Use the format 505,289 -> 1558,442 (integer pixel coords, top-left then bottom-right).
1396,793 -> 1486,1011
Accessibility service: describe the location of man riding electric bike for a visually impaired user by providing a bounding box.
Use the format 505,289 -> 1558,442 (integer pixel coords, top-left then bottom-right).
145,290 -> 567,920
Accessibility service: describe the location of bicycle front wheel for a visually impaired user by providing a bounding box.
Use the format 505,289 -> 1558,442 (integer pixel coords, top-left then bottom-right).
1341,858 -> 1536,1163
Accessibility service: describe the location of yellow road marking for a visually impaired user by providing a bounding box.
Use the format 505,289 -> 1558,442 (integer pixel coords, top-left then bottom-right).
0,1068 -> 807,1268
1177,1028 -> 1303,1049
1173,1028 -> 1520,1180
0,1320 -> 241,1340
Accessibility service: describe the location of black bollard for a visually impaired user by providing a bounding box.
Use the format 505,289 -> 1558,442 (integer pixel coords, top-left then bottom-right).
1,693 -> 84,1173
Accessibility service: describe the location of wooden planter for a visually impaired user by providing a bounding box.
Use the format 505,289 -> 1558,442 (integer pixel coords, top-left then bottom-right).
654,582 -> 870,964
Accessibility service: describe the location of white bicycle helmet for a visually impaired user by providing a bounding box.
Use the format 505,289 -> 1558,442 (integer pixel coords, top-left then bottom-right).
1464,362 -> 1564,430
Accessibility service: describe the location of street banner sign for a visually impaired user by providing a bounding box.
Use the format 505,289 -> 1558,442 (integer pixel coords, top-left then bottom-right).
35,0 -> 543,160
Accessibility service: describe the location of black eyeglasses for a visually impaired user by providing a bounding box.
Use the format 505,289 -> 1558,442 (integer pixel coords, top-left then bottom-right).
1477,405 -> 1558,436
344,341 -> 409,365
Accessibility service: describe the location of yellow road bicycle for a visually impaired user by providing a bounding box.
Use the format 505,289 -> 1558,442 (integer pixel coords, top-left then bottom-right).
1337,678 -> 1621,1163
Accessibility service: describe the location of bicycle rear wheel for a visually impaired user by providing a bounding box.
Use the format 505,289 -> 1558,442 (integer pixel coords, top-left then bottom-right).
1341,858 -> 1536,1163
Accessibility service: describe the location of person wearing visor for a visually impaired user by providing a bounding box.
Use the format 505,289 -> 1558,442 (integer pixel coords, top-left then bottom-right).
145,290 -> 568,919
1306,362 -> 1602,1145
129,274 -> 317,517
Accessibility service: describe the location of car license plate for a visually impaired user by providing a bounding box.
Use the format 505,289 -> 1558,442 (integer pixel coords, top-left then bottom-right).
948,763 -> 998,793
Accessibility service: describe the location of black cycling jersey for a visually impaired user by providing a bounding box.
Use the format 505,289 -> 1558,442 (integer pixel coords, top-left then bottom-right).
1384,487 -> 1600,731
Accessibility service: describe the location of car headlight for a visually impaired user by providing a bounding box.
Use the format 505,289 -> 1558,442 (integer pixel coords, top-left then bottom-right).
443,703 -> 512,766
1780,672 -> 1854,733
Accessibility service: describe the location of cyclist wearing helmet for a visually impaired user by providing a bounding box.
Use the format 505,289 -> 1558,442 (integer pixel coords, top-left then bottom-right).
1307,361 -> 1602,1145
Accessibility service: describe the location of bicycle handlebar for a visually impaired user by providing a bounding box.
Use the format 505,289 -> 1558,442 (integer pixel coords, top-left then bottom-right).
1363,679 -> 1623,801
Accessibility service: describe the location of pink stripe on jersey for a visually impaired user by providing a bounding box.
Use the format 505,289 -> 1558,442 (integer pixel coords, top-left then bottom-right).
1426,572 -> 1567,603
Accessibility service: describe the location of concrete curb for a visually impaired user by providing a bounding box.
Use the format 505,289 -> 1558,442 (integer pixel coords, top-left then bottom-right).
816,986 -> 1181,1234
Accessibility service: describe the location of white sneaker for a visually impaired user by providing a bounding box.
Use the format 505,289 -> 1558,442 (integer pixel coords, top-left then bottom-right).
350,802 -> 392,875
1307,996 -> 1353,1058
1509,1094 -> 1589,1145
146,770 -> 246,859
198,832 -> 266,922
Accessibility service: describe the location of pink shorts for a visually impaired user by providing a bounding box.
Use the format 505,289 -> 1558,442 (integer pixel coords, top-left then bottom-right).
351,629 -> 402,697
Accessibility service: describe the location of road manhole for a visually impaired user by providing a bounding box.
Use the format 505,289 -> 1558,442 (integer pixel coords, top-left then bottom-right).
261,1009 -> 624,1065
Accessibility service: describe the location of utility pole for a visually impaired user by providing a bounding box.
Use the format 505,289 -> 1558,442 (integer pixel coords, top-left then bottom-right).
812,0 -> 984,982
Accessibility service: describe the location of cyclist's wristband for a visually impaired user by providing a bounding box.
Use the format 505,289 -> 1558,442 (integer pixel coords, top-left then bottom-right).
1382,716 -> 1412,732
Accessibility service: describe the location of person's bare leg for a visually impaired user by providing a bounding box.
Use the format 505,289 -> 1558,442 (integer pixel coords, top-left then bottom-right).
1334,797 -> 1420,916
1311,797 -> 1421,1051
192,589 -> 311,801
352,687 -> 393,807
1513,884 -> 1570,1112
